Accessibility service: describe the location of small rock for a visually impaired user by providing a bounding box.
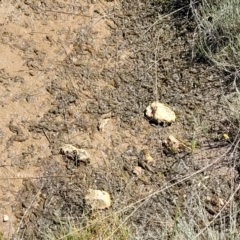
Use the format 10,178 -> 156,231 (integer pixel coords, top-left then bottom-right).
145,101 -> 176,123
206,195 -> 226,207
218,198 -> 225,206
85,189 -> 111,210
164,135 -> 188,153
60,144 -> 90,164
172,72 -> 182,81
3,215 -> 9,222
98,118 -> 110,132
133,166 -> 143,176
141,149 -> 154,164
189,68 -> 198,74
164,135 -> 185,153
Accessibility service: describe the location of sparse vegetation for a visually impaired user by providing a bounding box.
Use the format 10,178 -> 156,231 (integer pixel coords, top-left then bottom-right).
46,212 -> 130,240
2,0 -> 240,240
169,190 -> 240,240
192,0 -> 240,73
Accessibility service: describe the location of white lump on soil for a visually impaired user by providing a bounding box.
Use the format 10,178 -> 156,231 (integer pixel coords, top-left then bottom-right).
60,144 -> 90,164
3,215 -> 9,222
85,189 -> 111,210
164,135 -> 183,152
145,101 -> 176,123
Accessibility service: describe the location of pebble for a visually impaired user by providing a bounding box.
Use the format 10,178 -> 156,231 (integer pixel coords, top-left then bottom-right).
141,149 -> 154,164
145,101 -> 176,123
133,166 -> 143,176
3,215 -> 9,222
164,135 -> 182,152
60,144 -> 90,164
85,189 -> 111,210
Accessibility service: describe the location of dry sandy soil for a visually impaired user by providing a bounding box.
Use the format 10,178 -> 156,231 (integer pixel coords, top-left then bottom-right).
0,0 -> 239,239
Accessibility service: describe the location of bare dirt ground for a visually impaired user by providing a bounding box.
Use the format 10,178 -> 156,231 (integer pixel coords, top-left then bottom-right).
0,0 -> 239,239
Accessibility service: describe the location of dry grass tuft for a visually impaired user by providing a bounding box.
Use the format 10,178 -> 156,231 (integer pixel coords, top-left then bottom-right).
192,0 -> 240,73
46,211 -> 130,240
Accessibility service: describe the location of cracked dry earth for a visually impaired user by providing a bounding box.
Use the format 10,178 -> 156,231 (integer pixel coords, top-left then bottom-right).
0,0 -> 240,239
